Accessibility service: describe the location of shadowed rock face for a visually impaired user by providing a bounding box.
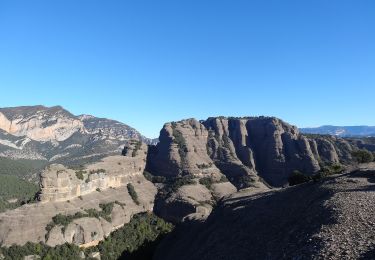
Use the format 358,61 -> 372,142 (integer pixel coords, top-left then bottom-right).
154,164 -> 375,260
147,117 -> 354,187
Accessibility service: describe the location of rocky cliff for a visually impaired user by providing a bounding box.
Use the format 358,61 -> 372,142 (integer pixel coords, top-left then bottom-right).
0,141 -> 156,247
147,117 -> 354,187
39,140 -> 148,203
0,106 -> 153,164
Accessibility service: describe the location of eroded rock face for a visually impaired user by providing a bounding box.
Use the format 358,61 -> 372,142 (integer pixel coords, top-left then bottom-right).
154,184 -> 215,223
0,142 -> 157,247
0,105 -> 154,163
39,142 -> 148,203
0,106 -> 85,142
147,117 -> 354,187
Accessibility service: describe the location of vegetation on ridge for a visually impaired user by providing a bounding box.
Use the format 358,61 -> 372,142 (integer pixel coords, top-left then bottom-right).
86,213 -> 174,260
288,164 -> 345,186
352,149 -> 374,163
45,202 -> 116,240
127,183 -> 140,205
1,213 -> 173,260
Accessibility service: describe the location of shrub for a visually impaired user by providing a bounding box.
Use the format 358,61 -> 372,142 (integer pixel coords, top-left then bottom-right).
0,242 -> 82,259
90,169 -> 106,175
237,175 -> 256,188
199,177 -> 214,189
172,128 -> 188,159
85,213 -> 174,260
127,183 -> 140,205
288,170 -> 311,186
99,202 -> 114,216
219,175 -> 229,182
132,141 -> 142,157
196,163 -> 212,169
143,171 -> 166,183
170,176 -> 196,192
45,203 -> 116,239
75,170 -> 86,180
352,149 -> 374,163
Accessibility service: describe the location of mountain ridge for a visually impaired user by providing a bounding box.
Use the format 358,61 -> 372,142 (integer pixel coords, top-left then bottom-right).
301,125 -> 375,137
0,105 -> 155,164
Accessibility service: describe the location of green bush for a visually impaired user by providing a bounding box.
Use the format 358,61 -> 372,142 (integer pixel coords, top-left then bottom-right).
288,170 -> 311,186
45,203 -> 116,239
143,171 -> 166,183
199,177 -> 214,189
196,163 -> 212,169
127,183 -> 140,205
219,175 -> 229,182
132,141 -> 142,157
170,176 -> 196,192
75,170 -> 86,180
85,213 -> 174,260
90,169 -> 106,175
352,149 -> 374,163
172,127 -> 188,159
0,242 -> 81,260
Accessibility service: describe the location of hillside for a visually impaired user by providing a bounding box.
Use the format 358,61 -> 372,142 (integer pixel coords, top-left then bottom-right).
0,105 -> 153,165
154,164 -> 375,260
301,125 -> 375,137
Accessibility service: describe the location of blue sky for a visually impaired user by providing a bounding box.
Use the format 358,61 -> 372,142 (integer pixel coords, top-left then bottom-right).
0,1 -> 374,138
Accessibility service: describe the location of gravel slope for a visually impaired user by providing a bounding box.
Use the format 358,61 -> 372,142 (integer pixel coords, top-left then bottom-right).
154,164 -> 375,260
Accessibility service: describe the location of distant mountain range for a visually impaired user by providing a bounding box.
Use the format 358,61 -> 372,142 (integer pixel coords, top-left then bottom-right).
300,125 -> 375,137
0,105 -> 156,165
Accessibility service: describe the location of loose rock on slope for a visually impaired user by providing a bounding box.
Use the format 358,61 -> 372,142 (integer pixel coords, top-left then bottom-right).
154,164 -> 375,260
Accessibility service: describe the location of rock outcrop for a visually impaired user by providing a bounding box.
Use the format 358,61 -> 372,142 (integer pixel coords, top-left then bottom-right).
39,141 -> 148,202
147,117 -> 354,187
154,164 -> 375,260
0,141 -> 156,247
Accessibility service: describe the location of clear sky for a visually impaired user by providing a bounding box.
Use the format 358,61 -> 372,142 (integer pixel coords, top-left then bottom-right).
0,1 -> 374,138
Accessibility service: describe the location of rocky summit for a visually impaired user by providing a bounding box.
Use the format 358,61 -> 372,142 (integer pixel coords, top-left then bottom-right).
147,117 -> 354,187
0,105 -> 153,165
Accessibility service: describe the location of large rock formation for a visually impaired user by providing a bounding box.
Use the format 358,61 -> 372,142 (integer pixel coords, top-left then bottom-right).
0,141 -> 157,247
154,164 -> 375,260
147,117 -> 354,187
39,141 -> 148,202
0,106 -> 85,142
0,105 -> 153,164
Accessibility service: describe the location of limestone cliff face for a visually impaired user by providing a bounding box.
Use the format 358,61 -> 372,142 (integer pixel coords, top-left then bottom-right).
0,106 -> 85,142
147,117 -> 354,187
0,105 -> 153,164
39,141 -> 148,203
